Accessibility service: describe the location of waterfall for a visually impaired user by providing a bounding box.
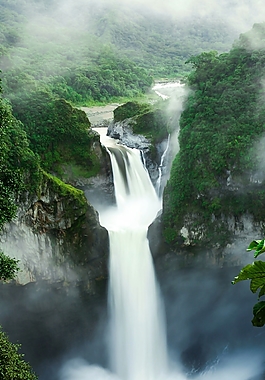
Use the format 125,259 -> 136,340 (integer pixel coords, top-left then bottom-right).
156,134 -> 171,197
99,133 -> 168,380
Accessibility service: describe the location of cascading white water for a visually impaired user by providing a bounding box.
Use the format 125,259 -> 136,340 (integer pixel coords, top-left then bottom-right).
99,133 -> 168,380
156,134 -> 171,197
60,83 -> 265,380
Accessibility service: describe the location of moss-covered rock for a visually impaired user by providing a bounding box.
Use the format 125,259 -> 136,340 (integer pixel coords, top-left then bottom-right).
1,169 -> 109,290
113,101 -> 169,145
113,101 -> 151,122
133,108 -> 168,145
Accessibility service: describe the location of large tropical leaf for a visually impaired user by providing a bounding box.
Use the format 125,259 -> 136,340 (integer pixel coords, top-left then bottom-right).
232,261 -> 265,297
252,301 -> 265,327
247,240 -> 265,258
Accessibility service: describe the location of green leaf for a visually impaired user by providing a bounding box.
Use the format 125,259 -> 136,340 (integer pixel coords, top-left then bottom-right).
246,240 -> 265,258
252,301 -> 265,327
258,285 -> 265,298
232,261 -> 265,294
247,240 -> 262,251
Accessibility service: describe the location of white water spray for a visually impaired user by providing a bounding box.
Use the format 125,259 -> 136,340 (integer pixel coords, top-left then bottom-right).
59,87 -> 265,380
99,133 -> 168,380
156,134 -> 171,197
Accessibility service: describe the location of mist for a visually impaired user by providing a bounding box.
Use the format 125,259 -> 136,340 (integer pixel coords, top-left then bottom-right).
22,0 -> 265,33
3,261 -> 261,379
8,0 -> 265,62
2,1 -> 265,380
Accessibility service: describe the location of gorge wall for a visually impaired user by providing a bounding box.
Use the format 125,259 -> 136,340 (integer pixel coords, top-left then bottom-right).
160,24 -> 265,262
0,151 -> 112,293
0,183 -> 108,289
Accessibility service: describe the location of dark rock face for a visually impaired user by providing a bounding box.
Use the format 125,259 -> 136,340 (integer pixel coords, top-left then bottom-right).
107,120 -> 173,189
60,134 -> 115,207
0,279 -> 109,379
149,210 -> 265,276
60,128 -> 116,212
0,176 -> 109,293
107,119 -> 150,150
82,140 -> 116,213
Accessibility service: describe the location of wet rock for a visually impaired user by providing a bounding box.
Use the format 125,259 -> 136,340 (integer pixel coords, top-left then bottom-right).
0,175 -> 109,293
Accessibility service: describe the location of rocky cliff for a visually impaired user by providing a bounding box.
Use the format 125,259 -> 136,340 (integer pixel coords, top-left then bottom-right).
0,171 -> 109,293
161,25 -> 265,257
107,114 -> 174,189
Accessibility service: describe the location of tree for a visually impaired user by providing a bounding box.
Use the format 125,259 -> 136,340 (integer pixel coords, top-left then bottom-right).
0,76 -> 41,230
0,251 -> 19,282
162,23 -> 265,247
232,240 -> 265,327
0,328 -> 37,380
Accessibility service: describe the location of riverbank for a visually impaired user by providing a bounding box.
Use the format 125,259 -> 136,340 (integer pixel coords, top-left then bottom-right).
80,103 -> 121,125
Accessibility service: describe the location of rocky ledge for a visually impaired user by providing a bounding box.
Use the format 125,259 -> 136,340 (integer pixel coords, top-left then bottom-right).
0,172 -> 109,294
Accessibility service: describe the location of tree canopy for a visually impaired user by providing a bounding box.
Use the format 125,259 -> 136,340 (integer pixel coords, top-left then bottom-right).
0,327 -> 37,380
162,23 -> 265,247
0,251 -> 19,282
0,74 -> 41,229
9,89 -> 101,175
0,74 -> 38,379
0,0 -> 237,107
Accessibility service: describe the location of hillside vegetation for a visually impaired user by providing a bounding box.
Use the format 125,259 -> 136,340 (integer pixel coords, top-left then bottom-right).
0,0 -> 237,107
0,80 -> 40,379
10,89 -> 101,174
162,23 -> 265,247
0,81 -> 41,229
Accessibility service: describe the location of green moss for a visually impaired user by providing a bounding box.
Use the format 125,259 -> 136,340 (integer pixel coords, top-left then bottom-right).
114,101 -> 169,151
41,170 -> 88,212
133,109 -> 168,143
113,101 -> 152,122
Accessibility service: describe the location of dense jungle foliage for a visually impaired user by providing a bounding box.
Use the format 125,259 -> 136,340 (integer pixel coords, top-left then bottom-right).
163,23 -> 265,246
0,79 -> 41,230
0,0 -> 237,107
0,78 -> 38,378
0,75 -> 90,379
10,89 -> 101,175
113,101 -> 152,122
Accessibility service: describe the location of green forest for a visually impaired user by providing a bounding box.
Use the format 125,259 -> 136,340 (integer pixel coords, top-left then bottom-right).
163,23 -> 265,247
2,0 -> 265,377
0,0 -> 237,107
0,85 -> 39,376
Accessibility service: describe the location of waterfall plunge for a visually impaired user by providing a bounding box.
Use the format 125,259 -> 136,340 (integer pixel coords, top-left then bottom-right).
99,134 -> 168,380
60,83 -> 265,380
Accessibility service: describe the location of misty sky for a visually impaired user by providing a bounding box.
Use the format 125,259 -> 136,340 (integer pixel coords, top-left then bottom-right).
24,0 -> 265,36
52,0 -> 265,33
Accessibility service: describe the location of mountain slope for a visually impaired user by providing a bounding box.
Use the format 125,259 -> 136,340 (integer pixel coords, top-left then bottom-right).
162,23 -> 265,247
0,0 -> 238,105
